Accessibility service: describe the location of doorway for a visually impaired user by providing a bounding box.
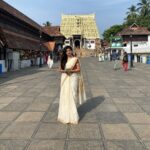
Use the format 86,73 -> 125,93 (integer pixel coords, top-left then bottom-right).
74,40 -> 80,49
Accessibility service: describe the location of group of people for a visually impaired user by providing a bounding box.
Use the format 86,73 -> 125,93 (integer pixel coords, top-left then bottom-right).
112,51 -> 129,71
98,50 -> 129,71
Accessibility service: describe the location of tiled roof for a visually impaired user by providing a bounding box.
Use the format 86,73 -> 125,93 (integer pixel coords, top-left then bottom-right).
117,25 -> 150,36
0,0 -> 49,35
0,28 -> 7,47
0,0 -> 42,30
43,26 -> 64,36
1,28 -> 48,51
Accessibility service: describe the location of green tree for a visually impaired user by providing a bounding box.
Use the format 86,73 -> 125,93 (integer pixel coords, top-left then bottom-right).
125,5 -> 138,26
103,0 -> 150,41
137,0 -> 150,17
103,25 -> 124,42
137,14 -> 150,27
43,21 -> 52,27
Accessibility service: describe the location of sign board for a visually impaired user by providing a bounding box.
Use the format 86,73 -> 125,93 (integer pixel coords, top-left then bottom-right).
111,36 -> 123,48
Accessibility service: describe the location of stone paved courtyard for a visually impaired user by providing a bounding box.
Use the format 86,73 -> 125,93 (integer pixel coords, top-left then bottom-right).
0,57 -> 150,150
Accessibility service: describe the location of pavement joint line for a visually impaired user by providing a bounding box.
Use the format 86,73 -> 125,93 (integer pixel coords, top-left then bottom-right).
0,93 -> 39,135
112,97 -> 149,150
0,67 -> 55,86
81,62 -> 106,150
0,59 -> 150,149
0,77 -> 39,87
128,123 -> 149,150
23,139 -> 32,150
64,124 -> 71,150
132,99 -> 150,116
0,79 -> 56,149
98,122 -> 107,150
83,57 -> 150,150
24,86 -> 60,150
0,110 -> 25,135
63,63 -> 93,150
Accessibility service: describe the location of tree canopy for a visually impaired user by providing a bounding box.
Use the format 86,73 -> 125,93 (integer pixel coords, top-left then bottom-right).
43,21 -> 52,27
103,0 -> 150,41
103,25 -> 124,42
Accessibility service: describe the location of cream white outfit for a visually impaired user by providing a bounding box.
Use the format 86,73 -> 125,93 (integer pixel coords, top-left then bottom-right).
47,56 -> 53,69
58,57 -> 86,124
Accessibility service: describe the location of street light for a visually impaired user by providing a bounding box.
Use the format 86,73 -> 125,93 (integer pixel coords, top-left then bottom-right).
130,34 -> 133,68
110,34 -> 113,61
39,29 -> 42,67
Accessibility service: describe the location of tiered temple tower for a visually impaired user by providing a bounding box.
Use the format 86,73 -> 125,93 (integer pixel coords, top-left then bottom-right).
60,14 -> 100,50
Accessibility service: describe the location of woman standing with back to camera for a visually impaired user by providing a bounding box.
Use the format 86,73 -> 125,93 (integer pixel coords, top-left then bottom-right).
58,46 -> 86,124
122,51 -> 128,71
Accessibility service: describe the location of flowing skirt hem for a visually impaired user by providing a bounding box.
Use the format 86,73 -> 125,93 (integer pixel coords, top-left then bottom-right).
57,118 -> 78,125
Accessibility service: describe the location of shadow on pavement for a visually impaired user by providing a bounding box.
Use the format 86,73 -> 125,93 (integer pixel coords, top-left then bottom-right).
0,65 -> 57,85
78,96 -> 105,121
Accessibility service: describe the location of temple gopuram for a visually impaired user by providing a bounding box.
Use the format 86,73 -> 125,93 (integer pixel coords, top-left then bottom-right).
60,14 -> 101,55
0,0 -> 53,73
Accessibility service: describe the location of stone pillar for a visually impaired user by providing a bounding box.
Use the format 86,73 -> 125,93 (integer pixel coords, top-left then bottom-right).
80,40 -> 82,49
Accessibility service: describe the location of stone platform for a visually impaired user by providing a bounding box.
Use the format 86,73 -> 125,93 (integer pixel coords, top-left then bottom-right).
0,58 -> 150,150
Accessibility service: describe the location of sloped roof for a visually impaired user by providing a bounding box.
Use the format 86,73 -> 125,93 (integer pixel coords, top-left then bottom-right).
117,24 -> 150,36
0,0 -> 50,36
1,28 -> 48,51
44,41 -> 56,51
0,0 -> 42,30
43,26 -> 63,36
0,27 -> 7,47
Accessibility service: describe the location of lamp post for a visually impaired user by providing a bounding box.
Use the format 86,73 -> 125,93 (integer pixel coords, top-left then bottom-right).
130,34 -> 133,68
110,34 -> 113,61
39,29 -> 42,67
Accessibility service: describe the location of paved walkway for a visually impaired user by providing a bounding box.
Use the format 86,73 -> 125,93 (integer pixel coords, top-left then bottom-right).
0,58 -> 150,150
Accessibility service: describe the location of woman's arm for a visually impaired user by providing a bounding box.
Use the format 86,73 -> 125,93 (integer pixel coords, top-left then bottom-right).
58,67 -> 66,73
71,60 -> 80,73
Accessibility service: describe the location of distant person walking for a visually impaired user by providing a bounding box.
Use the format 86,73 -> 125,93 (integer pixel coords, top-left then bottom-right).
98,52 -> 102,62
112,51 -> 119,70
122,52 -> 128,71
102,52 -> 105,61
47,52 -> 54,69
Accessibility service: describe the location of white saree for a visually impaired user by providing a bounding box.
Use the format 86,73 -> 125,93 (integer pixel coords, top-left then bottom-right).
58,57 -> 86,124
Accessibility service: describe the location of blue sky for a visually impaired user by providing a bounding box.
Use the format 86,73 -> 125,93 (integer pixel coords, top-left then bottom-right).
4,0 -> 139,37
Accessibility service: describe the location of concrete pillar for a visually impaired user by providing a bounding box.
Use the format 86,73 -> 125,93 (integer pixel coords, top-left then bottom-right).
134,55 -> 138,63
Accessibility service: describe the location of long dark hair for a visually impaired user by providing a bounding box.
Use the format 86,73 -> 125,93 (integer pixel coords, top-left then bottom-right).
61,46 -> 73,70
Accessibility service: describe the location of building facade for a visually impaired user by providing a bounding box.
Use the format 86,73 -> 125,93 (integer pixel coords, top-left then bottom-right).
0,0 -> 53,73
60,14 -> 100,50
43,26 -> 65,51
118,24 -> 150,63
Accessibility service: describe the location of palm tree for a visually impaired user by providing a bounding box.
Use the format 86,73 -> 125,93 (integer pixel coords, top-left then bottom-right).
126,5 -> 138,21
137,0 -> 150,17
43,21 -> 51,27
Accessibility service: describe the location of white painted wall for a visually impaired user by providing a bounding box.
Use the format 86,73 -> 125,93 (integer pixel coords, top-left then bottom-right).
85,40 -> 95,50
123,39 -> 150,54
0,60 -> 7,73
63,39 -> 71,48
8,52 -> 20,71
148,35 -> 150,43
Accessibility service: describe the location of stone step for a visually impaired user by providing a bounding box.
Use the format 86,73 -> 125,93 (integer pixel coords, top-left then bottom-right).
75,48 -> 95,57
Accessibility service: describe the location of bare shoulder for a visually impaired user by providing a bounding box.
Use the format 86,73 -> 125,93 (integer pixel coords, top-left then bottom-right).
74,56 -> 79,61
73,57 -> 79,63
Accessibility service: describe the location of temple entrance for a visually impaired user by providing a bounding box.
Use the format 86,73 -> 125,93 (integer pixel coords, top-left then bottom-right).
74,40 -> 80,49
